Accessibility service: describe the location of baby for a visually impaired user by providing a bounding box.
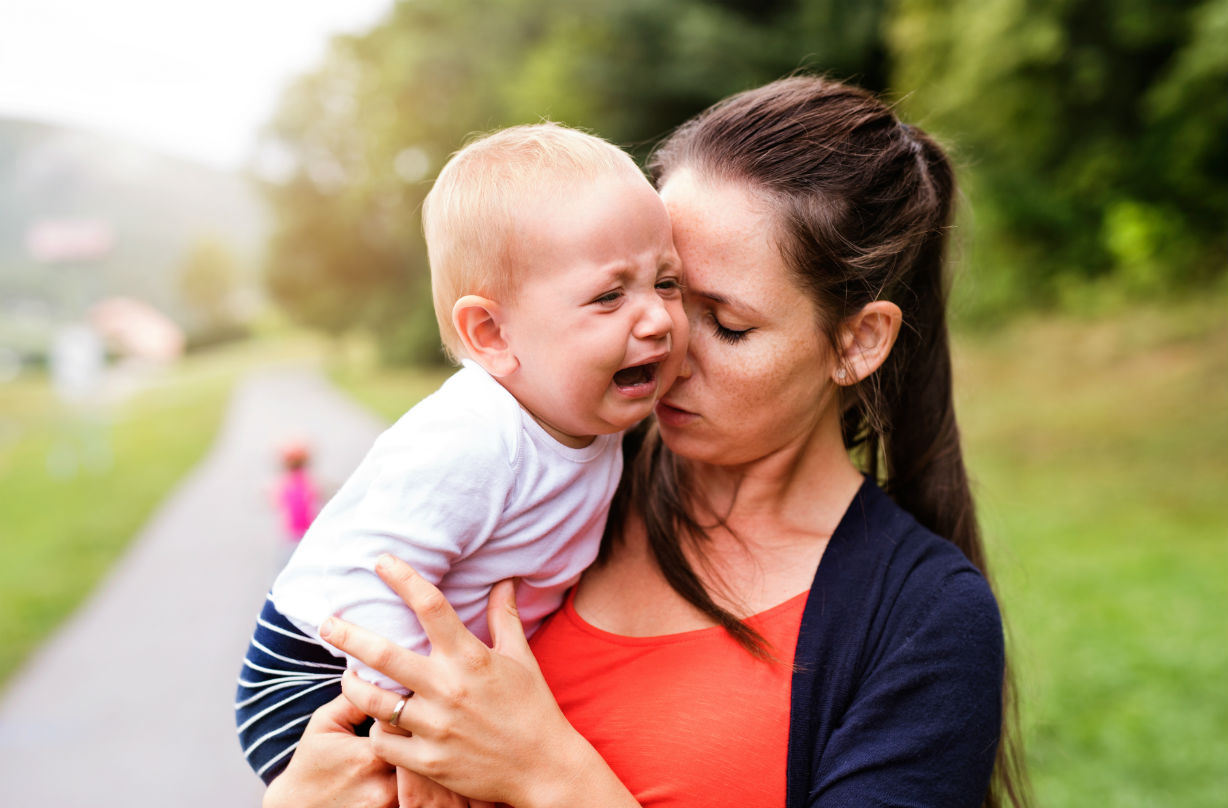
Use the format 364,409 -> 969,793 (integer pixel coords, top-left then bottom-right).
269,122 -> 686,801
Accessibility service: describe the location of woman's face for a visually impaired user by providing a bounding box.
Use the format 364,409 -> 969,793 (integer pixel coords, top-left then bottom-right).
654,168 -> 842,467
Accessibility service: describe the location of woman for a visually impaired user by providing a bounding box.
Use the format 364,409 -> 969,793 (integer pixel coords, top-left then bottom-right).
244,75 -> 1027,807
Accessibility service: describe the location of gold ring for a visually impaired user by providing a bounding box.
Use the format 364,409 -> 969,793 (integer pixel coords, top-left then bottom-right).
389,695 -> 409,729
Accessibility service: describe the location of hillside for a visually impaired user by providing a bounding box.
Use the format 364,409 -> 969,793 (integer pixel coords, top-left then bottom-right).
0,117 -> 270,348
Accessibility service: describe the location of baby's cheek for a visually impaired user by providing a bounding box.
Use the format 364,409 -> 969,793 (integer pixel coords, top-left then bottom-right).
670,303 -> 691,352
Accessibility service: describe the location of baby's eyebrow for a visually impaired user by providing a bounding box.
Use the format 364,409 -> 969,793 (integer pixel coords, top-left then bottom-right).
658,252 -> 681,270
594,263 -> 637,283
595,260 -> 674,284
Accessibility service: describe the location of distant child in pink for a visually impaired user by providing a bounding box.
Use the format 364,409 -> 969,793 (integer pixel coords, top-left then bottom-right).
276,442 -> 318,543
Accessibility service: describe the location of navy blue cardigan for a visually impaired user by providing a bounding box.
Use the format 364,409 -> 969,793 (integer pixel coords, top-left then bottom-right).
786,478 -> 1002,806
236,478 -> 1002,805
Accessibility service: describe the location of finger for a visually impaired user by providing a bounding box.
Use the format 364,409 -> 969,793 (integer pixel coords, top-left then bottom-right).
397,767 -> 456,808
310,691 -> 371,733
320,614 -> 431,693
486,579 -> 537,672
369,720 -> 423,772
374,554 -> 479,657
341,670 -> 416,734
385,721 -> 414,738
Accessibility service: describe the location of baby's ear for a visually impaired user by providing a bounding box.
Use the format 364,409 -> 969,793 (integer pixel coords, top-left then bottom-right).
453,295 -> 518,377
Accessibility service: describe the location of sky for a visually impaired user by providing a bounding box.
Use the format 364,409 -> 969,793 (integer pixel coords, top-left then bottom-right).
0,0 -> 395,170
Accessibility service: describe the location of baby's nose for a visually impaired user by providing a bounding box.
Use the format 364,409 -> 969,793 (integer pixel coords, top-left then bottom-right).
633,296 -> 672,340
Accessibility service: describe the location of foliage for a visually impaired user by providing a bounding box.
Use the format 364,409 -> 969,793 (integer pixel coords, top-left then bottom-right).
890,0 -> 1228,313
178,236 -> 242,338
258,0 -> 893,363
259,0 -> 1225,360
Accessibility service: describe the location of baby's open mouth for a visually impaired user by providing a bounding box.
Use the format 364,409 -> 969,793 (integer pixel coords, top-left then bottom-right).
613,362 -> 658,389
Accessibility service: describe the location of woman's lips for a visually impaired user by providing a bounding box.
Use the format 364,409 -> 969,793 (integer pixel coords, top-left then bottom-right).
654,400 -> 696,427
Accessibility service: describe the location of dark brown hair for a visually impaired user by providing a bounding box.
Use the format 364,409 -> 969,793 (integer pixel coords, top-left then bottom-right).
615,75 -> 1028,808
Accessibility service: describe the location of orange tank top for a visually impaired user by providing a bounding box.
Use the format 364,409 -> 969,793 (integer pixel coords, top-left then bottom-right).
529,589 -> 807,807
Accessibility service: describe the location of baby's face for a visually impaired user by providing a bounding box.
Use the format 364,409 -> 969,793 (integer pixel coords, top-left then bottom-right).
498,175 -> 688,447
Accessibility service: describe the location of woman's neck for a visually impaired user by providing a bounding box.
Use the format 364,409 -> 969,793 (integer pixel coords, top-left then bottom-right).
684,423 -> 863,544
577,420 -> 864,632
659,426 -> 863,616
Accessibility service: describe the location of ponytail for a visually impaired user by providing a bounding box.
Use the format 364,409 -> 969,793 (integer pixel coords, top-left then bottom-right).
853,129 -> 984,569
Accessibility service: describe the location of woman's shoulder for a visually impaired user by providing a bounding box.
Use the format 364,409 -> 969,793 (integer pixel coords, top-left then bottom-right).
825,478 -> 990,590
791,480 -> 1004,807
804,477 -> 1002,660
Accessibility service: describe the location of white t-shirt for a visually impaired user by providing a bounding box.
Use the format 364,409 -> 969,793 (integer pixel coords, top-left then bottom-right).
272,361 -> 622,690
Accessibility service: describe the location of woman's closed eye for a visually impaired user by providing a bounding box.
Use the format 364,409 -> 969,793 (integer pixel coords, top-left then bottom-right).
709,312 -> 752,343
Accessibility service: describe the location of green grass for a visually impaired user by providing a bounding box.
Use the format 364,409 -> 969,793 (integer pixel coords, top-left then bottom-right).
327,346 -> 455,422
955,298 -> 1228,806
0,338 -> 318,685
0,331 -> 442,689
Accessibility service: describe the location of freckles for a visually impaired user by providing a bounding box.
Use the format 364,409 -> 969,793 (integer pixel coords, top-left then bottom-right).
715,349 -> 776,409
738,334 -> 825,405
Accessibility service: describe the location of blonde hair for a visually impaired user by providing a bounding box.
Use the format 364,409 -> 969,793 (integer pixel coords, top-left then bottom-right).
423,122 -> 644,360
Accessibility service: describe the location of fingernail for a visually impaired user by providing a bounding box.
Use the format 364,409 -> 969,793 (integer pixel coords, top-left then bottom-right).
376,554 -> 394,572
320,617 -> 334,638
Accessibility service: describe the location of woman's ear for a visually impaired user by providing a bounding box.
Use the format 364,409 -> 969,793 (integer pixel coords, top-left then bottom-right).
833,300 -> 902,385
453,295 -> 519,377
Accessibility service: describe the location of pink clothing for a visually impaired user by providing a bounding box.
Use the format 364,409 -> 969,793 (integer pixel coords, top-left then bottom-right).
278,469 -> 317,541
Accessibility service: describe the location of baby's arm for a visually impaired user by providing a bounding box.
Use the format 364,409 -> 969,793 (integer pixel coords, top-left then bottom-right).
271,414 -> 514,692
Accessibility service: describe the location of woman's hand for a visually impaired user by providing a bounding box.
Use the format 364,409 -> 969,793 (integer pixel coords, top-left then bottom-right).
320,554 -> 638,808
396,767 -> 494,808
262,693 -> 397,808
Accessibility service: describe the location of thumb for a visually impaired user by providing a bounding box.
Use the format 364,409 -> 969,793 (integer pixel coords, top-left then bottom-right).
487,579 -> 536,668
312,691 -> 369,732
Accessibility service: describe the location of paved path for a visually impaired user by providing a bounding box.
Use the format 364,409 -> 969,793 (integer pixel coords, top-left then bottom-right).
0,366 -> 386,807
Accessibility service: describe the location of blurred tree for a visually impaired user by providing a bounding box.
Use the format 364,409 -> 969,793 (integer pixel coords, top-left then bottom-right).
501,0 -> 893,158
262,0 -> 1226,353
890,0 -> 1227,310
259,0 -> 894,363
178,236 -> 241,340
